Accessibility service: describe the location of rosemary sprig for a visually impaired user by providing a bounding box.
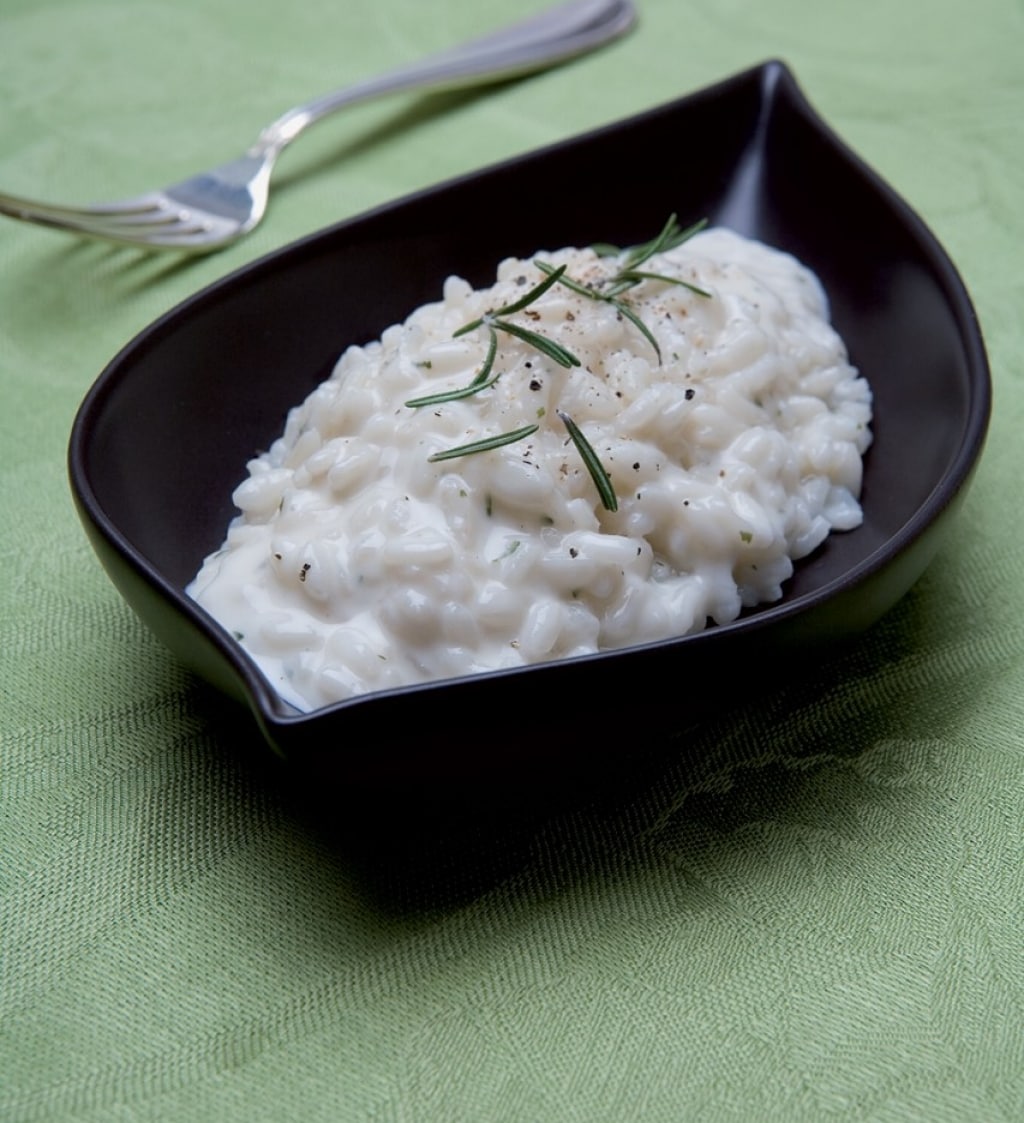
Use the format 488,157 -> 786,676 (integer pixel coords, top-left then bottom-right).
534,214 -> 710,364
601,214 -> 708,268
485,317 -> 580,368
611,299 -> 662,360
557,410 -> 618,512
405,331 -> 500,407
408,316 -> 578,409
408,217 -> 707,511
453,264 -> 570,337
428,423 -> 539,463
410,264 -> 578,408
608,269 -> 712,299
535,258 -> 668,362
405,371 -> 501,409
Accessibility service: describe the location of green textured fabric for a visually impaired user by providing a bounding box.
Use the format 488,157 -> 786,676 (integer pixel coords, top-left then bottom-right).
2,0 -> 1022,1119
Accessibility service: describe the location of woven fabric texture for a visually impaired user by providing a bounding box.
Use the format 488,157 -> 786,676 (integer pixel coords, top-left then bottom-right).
2,0 -> 1022,1119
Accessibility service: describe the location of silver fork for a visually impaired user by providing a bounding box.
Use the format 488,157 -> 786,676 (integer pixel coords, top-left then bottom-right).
0,0 -> 634,254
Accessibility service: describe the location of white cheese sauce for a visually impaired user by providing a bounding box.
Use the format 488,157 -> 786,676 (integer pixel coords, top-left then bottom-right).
188,227 -> 872,711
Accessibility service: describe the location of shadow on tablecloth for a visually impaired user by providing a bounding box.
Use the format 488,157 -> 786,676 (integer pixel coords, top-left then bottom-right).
177,568 -> 969,924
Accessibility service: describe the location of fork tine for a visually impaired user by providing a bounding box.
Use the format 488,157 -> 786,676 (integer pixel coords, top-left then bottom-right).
0,188 -> 150,225
0,189 -> 156,237
0,188 -> 213,247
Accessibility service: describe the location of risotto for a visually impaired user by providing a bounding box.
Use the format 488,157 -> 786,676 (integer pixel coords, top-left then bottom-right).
188,222 -> 872,711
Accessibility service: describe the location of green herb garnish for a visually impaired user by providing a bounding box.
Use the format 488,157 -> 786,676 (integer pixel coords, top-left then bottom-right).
405,370 -> 501,408
598,213 -> 707,269
407,217 -> 708,510
452,263 -> 580,373
459,265 -> 563,327
557,410 -> 618,512
537,214 -> 711,363
405,330 -> 500,407
481,317 -> 580,369
428,423 -> 539,463
454,263 -> 573,342
408,268 -> 580,409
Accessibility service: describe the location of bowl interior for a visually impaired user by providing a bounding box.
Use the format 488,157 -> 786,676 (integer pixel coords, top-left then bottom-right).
70,61 -> 989,773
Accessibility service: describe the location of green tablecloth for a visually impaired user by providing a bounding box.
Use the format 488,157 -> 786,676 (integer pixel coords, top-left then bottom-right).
2,1 -> 1021,1119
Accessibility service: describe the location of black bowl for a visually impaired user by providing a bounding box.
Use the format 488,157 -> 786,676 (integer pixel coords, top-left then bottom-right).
69,61 -> 990,784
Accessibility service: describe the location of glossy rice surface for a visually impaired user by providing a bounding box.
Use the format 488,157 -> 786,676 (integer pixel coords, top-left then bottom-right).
189,227 -> 872,711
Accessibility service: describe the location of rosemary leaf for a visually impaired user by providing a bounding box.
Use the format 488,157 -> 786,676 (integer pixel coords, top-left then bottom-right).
663,216 -> 708,250
624,214 -> 707,269
557,410 -> 618,512
453,264 -> 568,337
621,213 -> 681,270
538,258 -> 710,302
620,267 -> 689,285
611,299 -> 662,362
618,268 -> 713,298
490,263 -> 567,317
673,278 -> 714,298
593,216 -> 708,268
406,328 -> 500,408
452,317 -> 483,339
405,372 -> 501,408
469,327 -> 500,385
428,423 -> 539,463
535,260 -> 594,298
489,318 -> 581,368
599,278 -> 639,299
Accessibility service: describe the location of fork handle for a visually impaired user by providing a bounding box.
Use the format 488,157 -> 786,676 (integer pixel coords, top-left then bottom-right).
252,0 -> 636,155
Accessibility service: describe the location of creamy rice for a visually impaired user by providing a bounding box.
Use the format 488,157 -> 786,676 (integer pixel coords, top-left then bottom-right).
188,226 -> 872,711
